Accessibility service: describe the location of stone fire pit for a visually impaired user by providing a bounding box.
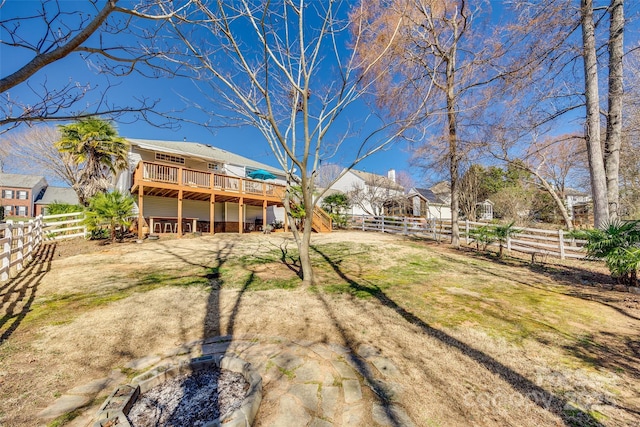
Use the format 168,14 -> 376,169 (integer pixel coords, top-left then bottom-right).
94,354 -> 262,427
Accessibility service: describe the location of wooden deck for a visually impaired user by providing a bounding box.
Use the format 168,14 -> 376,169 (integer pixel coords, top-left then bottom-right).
131,161 -> 331,237
131,161 -> 286,206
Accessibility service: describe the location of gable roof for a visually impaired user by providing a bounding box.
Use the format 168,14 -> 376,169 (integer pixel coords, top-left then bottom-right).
0,173 -> 47,189
408,187 -> 447,204
34,186 -> 80,206
349,170 -> 405,192
127,138 -> 282,175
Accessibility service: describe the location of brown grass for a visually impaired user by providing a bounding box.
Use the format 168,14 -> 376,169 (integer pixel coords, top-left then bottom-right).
0,231 -> 638,426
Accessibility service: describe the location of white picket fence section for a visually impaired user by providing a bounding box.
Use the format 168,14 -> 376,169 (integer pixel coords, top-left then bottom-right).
348,215 -> 587,260
0,212 -> 86,283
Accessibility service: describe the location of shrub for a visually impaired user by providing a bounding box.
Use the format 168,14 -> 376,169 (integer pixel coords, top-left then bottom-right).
580,220 -> 640,286
469,225 -> 496,251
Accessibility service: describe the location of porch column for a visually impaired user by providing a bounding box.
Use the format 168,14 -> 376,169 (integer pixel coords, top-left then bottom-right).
177,189 -> 183,237
138,185 -> 144,239
262,200 -> 267,230
238,198 -> 243,234
210,194 -> 215,235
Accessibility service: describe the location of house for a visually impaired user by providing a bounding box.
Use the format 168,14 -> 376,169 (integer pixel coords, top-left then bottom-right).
328,169 -> 405,216
406,187 -> 452,220
0,173 -> 48,218
115,138 -> 294,238
34,187 -> 81,216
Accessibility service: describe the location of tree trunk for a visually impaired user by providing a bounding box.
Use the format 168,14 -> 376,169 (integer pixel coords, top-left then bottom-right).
298,215 -> 314,286
605,0 -> 624,220
534,171 -> 574,230
581,0 -> 609,227
446,57 -> 460,248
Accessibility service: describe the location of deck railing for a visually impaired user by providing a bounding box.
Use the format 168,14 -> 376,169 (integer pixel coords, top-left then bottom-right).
138,161 -> 284,199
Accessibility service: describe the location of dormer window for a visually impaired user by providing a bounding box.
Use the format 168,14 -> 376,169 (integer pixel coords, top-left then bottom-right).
155,152 -> 185,165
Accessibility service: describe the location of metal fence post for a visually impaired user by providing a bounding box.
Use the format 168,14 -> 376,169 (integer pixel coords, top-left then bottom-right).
558,229 -> 565,260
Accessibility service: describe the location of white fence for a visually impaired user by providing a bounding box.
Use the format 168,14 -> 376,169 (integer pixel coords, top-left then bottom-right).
42,212 -> 86,241
0,212 -> 86,282
348,215 -> 587,260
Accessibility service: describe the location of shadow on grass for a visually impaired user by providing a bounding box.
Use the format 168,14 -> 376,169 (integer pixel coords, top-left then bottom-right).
312,245 -> 605,427
0,242 -> 56,343
145,239 -> 257,423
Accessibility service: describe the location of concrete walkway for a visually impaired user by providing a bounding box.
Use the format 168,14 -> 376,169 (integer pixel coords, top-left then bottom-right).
38,335 -> 416,426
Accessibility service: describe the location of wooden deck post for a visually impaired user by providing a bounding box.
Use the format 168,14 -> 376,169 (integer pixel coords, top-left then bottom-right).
210,194 -> 215,235
177,189 -> 183,237
262,200 -> 267,231
138,185 -> 144,239
238,198 -> 243,234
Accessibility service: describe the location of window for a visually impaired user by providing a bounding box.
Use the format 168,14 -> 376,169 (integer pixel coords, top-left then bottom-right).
155,152 -> 185,165
208,162 -> 221,171
17,206 -> 27,217
17,190 -> 28,200
2,189 -> 13,199
4,205 -> 12,216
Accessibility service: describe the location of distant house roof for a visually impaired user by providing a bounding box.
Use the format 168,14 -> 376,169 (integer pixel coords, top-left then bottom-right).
127,138 -> 283,176
35,186 -> 79,206
0,173 -> 47,189
408,187 -> 447,205
349,170 -> 405,192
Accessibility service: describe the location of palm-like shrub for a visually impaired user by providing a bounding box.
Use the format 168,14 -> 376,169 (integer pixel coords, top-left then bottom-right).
582,220 -> 640,285
469,225 -> 496,251
84,191 -> 134,242
494,221 -> 520,258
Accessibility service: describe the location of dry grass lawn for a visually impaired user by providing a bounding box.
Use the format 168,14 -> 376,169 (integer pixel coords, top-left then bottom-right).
0,231 -> 639,426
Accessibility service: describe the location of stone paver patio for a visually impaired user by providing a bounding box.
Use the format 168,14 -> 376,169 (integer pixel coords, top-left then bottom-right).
38,335 -> 415,426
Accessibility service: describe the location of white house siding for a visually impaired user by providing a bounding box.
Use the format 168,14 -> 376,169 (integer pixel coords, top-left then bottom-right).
331,172 -> 372,216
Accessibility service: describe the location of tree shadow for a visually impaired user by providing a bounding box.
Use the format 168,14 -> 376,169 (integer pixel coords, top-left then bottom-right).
311,245 -> 605,427
144,238 -> 259,422
1,242 -> 56,343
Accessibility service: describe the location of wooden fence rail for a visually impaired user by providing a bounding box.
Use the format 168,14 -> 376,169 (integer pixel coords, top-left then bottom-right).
1,212 -> 86,283
348,215 -> 587,260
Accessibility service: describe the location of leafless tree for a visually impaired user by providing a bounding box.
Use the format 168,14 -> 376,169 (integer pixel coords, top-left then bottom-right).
0,0 -> 190,133
0,125 -> 80,187
314,164 -> 343,189
158,0 -> 424,285
503,0 -> 631,227
353,0 -> 517,247
347,175 -> 404,216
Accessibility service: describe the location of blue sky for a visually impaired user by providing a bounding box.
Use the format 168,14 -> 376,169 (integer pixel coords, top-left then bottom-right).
2,0 -> 639,188
1,0 -> 421,184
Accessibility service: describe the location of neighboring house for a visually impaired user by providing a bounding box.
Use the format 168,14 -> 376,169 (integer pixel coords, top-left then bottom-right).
115,138 -> 291,237
328,169 -> 405,216
0,173 -> 48,218
564,188 -> 591,220
406,187 -> 452,220
34,187 -> 81,216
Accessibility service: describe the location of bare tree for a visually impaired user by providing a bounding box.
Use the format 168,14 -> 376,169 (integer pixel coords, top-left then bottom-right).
0,0 -> 190,133
314,163 -> 342,189
158,1 -> 422,285
347,175 -> 404,216
0,125 -> 80,187
503,0 -> 631,228
395,170 -> 415,191
353,0 -> 515,248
